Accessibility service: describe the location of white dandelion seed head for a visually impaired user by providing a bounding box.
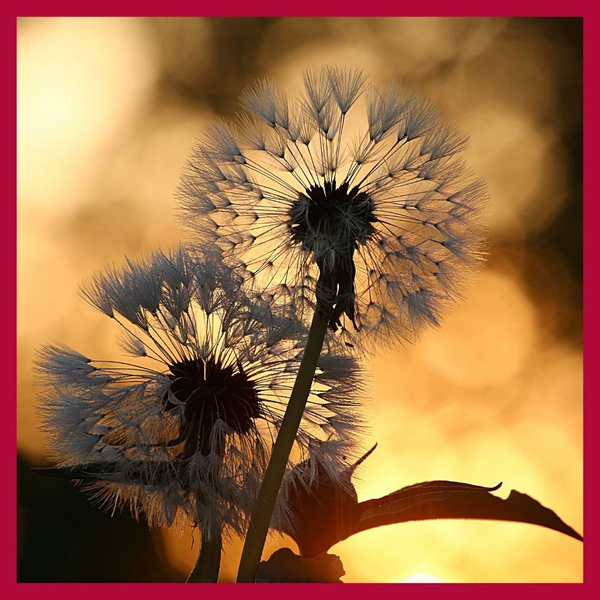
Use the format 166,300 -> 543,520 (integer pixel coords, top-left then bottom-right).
177,66 -> 488,351
36,247 -> 365,538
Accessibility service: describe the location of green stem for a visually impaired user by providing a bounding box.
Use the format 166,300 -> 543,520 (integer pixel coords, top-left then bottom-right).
236,312 -> 328,582
186,529 -> 222,583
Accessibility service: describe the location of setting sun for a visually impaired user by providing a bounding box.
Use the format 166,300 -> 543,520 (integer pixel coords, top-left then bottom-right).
401,573 -> 445,583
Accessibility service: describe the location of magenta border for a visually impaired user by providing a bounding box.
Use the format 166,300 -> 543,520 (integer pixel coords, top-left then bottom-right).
8,2 -> 595,598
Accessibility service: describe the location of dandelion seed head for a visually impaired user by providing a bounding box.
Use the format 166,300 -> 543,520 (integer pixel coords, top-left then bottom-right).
37,247 -> 364,537
177,67 -> 487,349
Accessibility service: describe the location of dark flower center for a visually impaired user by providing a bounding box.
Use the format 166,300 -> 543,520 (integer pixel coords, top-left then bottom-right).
289,181 -> 376,251
288,181 -> 377,330
163,357 -> 260,457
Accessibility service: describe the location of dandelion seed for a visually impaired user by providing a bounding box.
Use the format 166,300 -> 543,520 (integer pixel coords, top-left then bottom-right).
36,247 -> 364,538
177,67 -> 487,347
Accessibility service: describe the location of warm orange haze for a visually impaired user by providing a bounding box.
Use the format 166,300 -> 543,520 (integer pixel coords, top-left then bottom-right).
17,17 -> 582,582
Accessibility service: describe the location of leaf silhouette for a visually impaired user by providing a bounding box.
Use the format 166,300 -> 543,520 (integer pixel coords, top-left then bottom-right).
353,481 -> 583,543
278,448 -> 583,557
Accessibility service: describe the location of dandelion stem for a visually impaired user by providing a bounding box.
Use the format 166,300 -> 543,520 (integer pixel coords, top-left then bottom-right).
236,312 -> 328,582
186,530 -> 222,583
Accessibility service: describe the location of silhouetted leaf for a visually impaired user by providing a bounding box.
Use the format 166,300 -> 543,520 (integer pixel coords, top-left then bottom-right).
278,446 -> 583,557
353,481 -> 583,542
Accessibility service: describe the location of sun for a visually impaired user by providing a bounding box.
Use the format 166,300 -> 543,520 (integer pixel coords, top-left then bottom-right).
400,572 -> 445,583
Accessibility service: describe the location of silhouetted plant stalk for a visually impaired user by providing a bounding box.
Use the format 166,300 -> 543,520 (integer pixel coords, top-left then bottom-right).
186,530 -> 222,583
237,312 -> 327,582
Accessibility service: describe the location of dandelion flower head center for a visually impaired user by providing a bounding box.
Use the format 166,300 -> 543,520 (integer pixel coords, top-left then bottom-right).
164,357 -> 260,455
289,180 -> 377,259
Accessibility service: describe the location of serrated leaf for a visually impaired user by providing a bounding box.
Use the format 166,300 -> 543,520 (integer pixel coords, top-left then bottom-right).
352,481 -> 583,543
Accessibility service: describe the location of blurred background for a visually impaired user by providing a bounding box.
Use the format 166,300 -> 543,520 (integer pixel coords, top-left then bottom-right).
17,17 -> 582,583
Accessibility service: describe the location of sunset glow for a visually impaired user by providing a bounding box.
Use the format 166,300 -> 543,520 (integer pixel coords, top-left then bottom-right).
401,572 -> 445,583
